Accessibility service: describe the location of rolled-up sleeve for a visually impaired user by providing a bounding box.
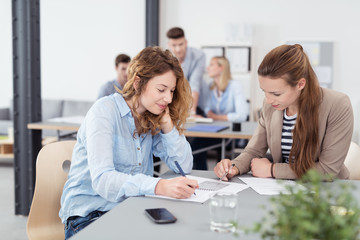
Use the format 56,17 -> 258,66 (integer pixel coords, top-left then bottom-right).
86,101 -> 161,202
153,127 -> 193,174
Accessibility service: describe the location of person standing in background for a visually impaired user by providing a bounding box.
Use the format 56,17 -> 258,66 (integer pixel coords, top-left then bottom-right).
191,56 -> 249,170
97,53 -> 131,99
166,27 -> 206,116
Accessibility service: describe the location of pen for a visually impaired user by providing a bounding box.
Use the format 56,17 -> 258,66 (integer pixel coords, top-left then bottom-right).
174,161 -> 196,195
219,163 -> 235,181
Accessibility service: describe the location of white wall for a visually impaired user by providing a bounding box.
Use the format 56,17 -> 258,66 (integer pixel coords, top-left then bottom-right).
41,0 -> 145,101
1,0 -> 360,143
0,0 -> 12,108
0,0 -> 145,108
160,0 -> 360,144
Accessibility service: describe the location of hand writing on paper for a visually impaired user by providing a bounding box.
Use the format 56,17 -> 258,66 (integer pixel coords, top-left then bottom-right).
251,158 -> 272,178
214,159 -> 239,181
155,177 -> 199,199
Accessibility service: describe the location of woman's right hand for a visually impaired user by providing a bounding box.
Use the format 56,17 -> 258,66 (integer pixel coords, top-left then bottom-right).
155,177 -> 199,199
214,159 -> 239,181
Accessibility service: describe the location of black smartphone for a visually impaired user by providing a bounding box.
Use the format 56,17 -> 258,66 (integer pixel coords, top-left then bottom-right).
145,208 -> 177,224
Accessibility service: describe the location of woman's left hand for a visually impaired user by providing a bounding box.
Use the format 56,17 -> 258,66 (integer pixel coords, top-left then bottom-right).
251,158 -> 272,178
207,111 -> 216,119
160,107 -> 173,134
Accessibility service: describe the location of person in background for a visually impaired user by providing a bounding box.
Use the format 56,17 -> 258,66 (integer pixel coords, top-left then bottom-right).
166,27 -> 206,116
215,44 -> 353,180
60,46 -> 198,239
97,53 -> 131,99
204,56 -> 249,121
191,56 -> 249,170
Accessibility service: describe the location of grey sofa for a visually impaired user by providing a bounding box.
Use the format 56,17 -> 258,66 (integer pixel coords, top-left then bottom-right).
0,99 -> 94,136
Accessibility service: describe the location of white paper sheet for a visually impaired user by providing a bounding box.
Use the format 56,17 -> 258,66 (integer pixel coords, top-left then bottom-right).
238,177 -> 299,195
146,175 -> 249,203
186,117 -> 214,123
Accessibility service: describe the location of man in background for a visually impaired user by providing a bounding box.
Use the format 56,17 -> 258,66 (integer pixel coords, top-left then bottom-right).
167,27 -> 206,116
97,54 -> 131,99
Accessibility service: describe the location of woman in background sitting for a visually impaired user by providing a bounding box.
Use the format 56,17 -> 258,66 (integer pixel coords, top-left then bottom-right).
191,56 -> 249,170
205,56 -> 249,122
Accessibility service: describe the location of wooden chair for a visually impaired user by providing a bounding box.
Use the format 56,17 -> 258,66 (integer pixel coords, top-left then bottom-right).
27,140 -> 76,240
344,141 -> 360,180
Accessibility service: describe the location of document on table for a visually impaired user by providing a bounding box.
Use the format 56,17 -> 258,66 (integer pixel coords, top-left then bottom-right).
187,125 -> 229,133
146,175 -> 249,203
186,116 -> 214,123
238,177 -> 299,195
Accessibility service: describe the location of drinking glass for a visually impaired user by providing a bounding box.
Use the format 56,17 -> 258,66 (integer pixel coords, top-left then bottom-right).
209,192 -> 238,232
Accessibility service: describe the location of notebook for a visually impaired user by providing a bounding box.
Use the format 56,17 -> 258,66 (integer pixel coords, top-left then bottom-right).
187,124 -> 229,133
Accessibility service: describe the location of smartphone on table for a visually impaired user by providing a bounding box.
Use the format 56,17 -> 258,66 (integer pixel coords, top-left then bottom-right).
145,208 -> 177,224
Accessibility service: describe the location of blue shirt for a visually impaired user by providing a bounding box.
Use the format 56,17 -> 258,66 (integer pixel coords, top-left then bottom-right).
204,80 -> 249,122
97,79 -> 122,99
182,47 -> 206,109
59,93 -> 193,223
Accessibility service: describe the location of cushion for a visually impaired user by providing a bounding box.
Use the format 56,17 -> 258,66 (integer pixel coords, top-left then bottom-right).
42,99 -> 63,120
61,100 -> 93,117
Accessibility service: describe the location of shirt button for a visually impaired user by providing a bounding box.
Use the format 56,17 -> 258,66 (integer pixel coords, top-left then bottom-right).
137,147 -> 140,150
139,163 -> 141,166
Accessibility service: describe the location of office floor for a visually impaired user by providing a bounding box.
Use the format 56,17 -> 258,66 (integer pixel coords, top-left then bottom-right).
0,159 -> 28,240
0,156 -> 218,240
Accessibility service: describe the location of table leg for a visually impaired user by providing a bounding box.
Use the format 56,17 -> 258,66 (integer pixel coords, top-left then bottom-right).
221,139 -> 225,160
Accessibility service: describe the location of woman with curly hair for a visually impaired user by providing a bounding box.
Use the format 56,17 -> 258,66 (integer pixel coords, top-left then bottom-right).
60,46 -> 198,239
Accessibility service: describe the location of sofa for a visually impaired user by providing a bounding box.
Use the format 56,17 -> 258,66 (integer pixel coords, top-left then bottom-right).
0,99 -> 94,136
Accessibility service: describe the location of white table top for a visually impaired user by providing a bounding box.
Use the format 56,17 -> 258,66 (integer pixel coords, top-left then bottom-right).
72,170 -> 360,240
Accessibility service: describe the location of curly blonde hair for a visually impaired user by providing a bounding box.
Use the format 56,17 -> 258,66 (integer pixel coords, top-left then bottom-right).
121,46 -> 192,135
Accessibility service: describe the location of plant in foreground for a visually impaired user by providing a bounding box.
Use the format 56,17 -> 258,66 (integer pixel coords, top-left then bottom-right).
244,170 -> 360,240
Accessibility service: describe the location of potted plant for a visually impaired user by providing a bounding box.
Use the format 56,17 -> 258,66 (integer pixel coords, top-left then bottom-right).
248,170 -> 360,240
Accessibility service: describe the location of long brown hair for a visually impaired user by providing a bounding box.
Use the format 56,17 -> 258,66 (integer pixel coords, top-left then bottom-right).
121,46 -> 192,135
258,44 -> 321,177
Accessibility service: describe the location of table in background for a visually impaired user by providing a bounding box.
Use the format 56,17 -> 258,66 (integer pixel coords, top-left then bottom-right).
72,170 -> 360,240
28,120 -> 258,159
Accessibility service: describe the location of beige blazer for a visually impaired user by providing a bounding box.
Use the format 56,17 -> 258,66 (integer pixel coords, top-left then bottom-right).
233,88 -> 353,179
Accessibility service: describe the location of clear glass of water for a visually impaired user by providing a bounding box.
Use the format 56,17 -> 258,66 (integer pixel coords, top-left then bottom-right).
209,192 -> 238,233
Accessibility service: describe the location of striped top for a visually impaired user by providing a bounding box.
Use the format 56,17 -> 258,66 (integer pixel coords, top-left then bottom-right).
281,110 -> 297,163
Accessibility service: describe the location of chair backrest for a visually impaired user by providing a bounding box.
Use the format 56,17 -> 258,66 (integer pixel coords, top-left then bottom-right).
344,141 -> 360,180
27,140 -> 76,240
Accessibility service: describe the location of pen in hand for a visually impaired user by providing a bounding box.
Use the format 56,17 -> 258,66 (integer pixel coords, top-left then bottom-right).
219,163 -> 235,181
174,161 -> 196,196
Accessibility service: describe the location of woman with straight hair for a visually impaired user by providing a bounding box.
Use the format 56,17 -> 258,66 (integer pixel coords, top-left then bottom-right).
191,56 -> 248,170
204,56 -> 248,121
214,44 -> 353,180
60,46 -> 198,239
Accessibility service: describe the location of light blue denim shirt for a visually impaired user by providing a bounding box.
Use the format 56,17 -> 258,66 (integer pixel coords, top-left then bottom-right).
204,80 -> 249,122
182,46 -> 207,110
182,46 -> 206,94
59,93 -> 193,223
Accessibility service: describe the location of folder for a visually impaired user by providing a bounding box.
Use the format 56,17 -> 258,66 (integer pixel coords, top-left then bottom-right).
187,125 -> 229,133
